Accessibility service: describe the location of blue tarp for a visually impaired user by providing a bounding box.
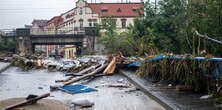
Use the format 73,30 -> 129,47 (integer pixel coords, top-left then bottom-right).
59,85 -> 97,94
127,61 -> 142,67
146,56 -> 222,62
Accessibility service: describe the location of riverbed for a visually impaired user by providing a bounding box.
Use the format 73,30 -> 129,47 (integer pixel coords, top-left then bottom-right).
0,67 -> 165,110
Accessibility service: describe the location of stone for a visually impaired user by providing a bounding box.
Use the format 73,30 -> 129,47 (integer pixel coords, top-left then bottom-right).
72,99 -> 94,107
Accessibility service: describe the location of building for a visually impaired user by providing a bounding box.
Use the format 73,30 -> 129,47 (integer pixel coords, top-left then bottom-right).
53,0 -> 144,34
57,9 -> 75,34
44,16 -> 63,34
31,20 -> 48,35
64,45 -> 76,59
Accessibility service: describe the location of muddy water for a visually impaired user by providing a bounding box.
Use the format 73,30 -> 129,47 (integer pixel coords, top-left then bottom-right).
0,67 -> 165,110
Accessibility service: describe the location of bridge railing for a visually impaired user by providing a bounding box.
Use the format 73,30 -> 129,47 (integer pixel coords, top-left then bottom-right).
0,29 -> 16,37
30,27 -> 96,36
1,27 -> 96,37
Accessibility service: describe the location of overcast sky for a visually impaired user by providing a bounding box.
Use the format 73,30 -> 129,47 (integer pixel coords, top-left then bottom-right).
0,0 -> 152,29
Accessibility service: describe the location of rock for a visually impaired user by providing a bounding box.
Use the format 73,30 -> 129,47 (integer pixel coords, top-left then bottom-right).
72,99 -> 94,107
117,78 -> 124,83
200,94 -> 213,99
38,87 -> 43,89
125,88 -> 140,93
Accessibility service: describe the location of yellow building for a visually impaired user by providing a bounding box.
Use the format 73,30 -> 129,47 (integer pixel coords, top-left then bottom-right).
64,45 -> 76,59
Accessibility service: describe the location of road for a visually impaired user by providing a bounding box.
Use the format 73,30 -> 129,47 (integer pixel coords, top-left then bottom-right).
0,67 -> 165,110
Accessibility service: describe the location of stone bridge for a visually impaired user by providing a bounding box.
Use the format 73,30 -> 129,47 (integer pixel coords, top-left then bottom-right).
13,27 -> 96,56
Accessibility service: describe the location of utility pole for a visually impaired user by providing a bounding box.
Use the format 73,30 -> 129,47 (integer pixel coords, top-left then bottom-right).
155,0 -> 157,14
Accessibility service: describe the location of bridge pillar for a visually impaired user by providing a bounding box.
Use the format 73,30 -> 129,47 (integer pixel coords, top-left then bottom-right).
16,28 -> 33,56
81,36 -> 95,54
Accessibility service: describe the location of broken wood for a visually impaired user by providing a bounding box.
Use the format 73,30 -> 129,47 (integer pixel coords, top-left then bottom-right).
65,64 -> 100,76
107,83 -> 133,88
2,93 -> 50,110
55,64 -> 101,83
63,63 -> 108,86
55,76 -> 75,83
103,57 -> 116,75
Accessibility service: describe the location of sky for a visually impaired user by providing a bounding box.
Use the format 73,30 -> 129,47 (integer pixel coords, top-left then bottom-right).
0,0 -> 146,29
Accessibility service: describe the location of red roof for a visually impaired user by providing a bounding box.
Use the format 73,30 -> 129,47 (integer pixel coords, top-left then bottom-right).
87,3 -> 144,17
47,16 -> 63,26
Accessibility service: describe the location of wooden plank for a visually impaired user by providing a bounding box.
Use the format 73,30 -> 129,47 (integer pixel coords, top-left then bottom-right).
65,64 -> 100,76
55,64 -> 101,83
63,64 -> 108,86
103,57 -> 116,75
2,93 -> 50,110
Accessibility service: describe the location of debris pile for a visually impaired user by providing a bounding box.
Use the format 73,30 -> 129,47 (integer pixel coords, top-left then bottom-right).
137,55 -> 222,93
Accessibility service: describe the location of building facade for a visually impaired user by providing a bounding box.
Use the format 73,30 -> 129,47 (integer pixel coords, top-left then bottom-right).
43,0 -> 143,34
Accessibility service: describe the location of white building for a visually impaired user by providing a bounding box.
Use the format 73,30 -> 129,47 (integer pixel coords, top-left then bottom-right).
56,0 -> 144,34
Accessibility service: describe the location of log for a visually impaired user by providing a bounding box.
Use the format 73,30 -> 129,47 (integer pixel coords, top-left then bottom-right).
103,57 -> 116,75
55,64 -> 101,83
63,63 -> 108,86
2,93 -> 50,110
55,76 -> 75,83
65,64 -> 100,76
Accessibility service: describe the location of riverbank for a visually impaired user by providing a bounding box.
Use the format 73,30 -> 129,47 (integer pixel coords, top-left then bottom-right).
120,70 -> 221,110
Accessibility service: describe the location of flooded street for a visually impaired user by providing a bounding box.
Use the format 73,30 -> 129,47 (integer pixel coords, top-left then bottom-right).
0,67 -> 165,110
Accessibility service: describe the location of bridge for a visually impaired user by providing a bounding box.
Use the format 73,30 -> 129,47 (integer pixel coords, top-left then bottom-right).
1,27 -> 96,55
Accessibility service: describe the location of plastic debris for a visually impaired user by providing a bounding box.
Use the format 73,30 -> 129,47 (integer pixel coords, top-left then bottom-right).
58,85 -> 97,94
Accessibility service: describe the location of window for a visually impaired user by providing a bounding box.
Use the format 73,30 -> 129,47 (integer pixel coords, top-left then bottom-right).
101,8 -> 108,12
79,7 -> 83,15
79,20 -> 83,28
89,22 -> 92,27
117,8 -> 121,12
93,22 -> 97,27
121,19 -> 127,28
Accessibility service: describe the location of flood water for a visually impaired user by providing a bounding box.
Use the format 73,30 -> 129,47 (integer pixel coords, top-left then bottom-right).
0,67 -> 165,110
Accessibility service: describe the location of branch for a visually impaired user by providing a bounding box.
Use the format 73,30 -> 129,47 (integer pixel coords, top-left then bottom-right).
194,30 -> 222,46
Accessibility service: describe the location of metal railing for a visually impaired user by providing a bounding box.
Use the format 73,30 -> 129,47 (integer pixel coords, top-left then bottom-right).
1,27 -> 96,37
30,27 -> 95,36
